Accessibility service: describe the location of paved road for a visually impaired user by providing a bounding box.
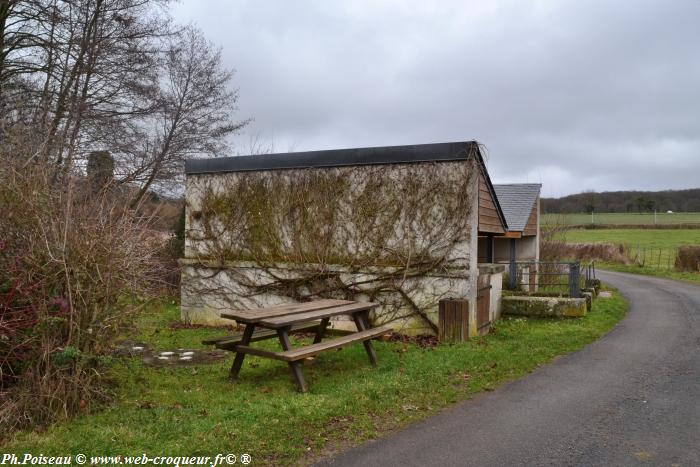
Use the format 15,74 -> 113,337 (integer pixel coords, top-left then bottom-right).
318,271 -> 700,466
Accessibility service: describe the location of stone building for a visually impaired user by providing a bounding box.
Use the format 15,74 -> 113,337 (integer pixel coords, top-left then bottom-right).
180,141 -> 508,336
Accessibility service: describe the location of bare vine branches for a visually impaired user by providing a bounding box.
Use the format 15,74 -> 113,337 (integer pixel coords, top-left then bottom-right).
182,158 -> 478,332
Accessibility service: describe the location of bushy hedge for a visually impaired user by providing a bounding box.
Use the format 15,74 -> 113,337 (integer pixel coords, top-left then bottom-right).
675,246 -> 700,272
0,161 -> 160,432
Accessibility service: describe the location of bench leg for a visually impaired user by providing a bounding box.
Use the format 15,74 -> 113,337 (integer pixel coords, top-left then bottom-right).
277,327 -> 308,393
230,324 -> 255,380
353,311 -> 378,366
313,318 -> 330,344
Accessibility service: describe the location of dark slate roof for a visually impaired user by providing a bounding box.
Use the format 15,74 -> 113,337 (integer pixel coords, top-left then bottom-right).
493,184 -> 542,232
185,141 -> 479,174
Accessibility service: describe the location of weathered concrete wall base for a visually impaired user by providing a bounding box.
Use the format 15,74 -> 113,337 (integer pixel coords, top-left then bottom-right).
180,262 -> 475,335
502,295 -> 587,318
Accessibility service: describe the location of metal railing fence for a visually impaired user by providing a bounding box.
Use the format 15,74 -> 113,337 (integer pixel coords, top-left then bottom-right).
506,260 -> 595,298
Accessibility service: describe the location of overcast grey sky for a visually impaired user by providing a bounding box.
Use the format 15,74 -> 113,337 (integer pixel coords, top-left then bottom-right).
173,0 -> 700,197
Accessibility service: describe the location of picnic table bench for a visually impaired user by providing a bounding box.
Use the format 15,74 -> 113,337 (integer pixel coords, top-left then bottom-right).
203,299 -> 392,392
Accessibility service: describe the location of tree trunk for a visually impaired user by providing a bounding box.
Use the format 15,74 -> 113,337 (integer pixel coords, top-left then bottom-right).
0,0 -> 11,96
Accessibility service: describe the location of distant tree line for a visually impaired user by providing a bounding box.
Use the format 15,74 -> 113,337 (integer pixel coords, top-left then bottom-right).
542,188 -> 700,214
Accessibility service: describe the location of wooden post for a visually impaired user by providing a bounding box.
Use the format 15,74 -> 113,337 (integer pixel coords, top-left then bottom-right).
313,317 -> 329,344
486,235 -> 494,263
508,239 -> 518,290
352,311 -> 378,366
277,327 -> 308,393
438,299 -> 469,343
230,324 -> 255,380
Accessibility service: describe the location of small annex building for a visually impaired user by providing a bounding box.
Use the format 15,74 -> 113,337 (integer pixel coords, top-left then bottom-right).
478,183 -> 541,264
180,141 -> 509,336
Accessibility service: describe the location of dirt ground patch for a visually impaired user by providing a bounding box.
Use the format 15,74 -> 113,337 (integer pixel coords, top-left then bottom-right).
114,340 -> 227,366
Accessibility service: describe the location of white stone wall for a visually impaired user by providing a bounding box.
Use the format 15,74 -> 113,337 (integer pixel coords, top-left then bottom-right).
180,260 -> 472,334
181,160 -> 481,335
184,162 -> 475,266
491,236 -> 538,262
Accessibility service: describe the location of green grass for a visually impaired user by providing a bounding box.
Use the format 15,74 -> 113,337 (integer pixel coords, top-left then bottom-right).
597,263 -> 700,285
543,212 -> 700,226
4,295 -> 627,465
562,229 -> 700,249
556,228 -> 700,281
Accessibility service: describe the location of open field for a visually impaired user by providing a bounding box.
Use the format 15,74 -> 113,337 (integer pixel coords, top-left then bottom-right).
562,229 -> 700,250
555,228 -> 700,277
3,296 -> 626,464
543,212 -> 700,227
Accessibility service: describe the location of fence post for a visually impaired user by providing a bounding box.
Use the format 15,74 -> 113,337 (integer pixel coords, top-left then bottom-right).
585,262 -> 591,286
569,262 -> 581,298
438,299 -> 469,343
509,258 -> 517,290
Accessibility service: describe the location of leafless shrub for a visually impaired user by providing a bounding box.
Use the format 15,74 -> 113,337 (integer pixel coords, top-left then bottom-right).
0,159 -> 161,433
540,222 -> 630,264
539,220 -> 571,261
541,242 -> 629,268
675,246 -> 700,272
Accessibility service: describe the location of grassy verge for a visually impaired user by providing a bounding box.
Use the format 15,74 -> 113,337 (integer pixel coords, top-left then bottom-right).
4,293 -> 627,465
597,263 -> 700,285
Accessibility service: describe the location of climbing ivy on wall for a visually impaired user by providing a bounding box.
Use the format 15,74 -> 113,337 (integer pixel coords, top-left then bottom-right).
183,156 -> 478,332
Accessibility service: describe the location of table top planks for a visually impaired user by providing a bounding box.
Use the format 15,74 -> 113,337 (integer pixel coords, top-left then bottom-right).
257,301 -> 379,328
220,299 -> 353,323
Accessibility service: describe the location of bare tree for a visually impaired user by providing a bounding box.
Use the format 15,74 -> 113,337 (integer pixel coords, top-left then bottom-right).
1,1 -> 247,199
40,0 -> 169,170
129,26 -> 248,207
1,1 -> 169,169
0,0 -> 249,432
0,0 -> 45,90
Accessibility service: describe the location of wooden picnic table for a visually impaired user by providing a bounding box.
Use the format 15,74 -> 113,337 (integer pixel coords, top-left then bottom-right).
203,299 -> 392,392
